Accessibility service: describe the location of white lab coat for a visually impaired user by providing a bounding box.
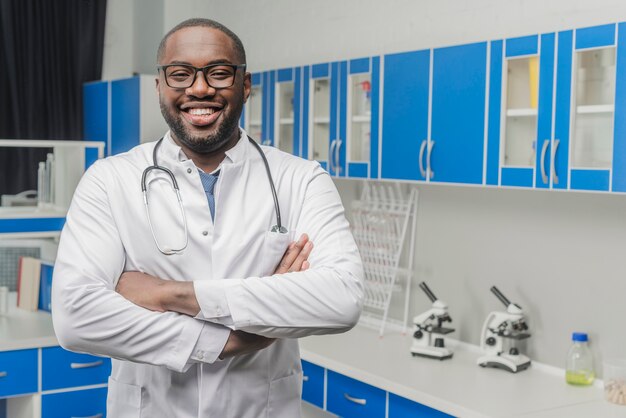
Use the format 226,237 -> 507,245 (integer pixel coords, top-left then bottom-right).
51,130 -> 364,418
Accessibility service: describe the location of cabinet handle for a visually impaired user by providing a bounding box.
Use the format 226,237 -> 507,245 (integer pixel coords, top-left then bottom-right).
427,140 -> 435,180
540,139 -> 550,184
0,371 -> 7,378
551,139 -> 560,185
71,414 -> 103,418
343,393 -> 367,405
335,139 -> 343,175
329,139 -> 337,172
70,360 -> 103,369
418,140 -> 427,178
303,375 -> 309,382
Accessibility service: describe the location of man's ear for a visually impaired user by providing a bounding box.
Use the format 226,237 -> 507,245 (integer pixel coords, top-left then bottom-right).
243,72 -> 252,103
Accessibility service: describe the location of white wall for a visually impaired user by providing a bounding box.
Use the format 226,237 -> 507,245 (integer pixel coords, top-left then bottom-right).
105,0 -> 626,371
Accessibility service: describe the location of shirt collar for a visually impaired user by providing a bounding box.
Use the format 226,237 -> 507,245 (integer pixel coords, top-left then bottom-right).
160,128 -> 251,166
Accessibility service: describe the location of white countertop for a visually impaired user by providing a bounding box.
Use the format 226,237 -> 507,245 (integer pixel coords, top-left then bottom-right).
299,325 -> 622,418
0,293 -> 58,351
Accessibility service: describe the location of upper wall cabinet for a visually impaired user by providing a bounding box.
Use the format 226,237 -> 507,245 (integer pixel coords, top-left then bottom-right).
306,58 -> 380,178
381,42 -> 488,184
242,69 -> 303,156
488,23 -> 626,192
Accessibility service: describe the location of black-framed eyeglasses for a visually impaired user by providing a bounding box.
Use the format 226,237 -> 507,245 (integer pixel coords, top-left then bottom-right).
158,63 -> 247,89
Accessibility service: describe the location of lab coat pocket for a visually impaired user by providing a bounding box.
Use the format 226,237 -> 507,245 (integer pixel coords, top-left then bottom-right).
107,376 -> 142,418
260,231 -> 291,276
268,372 -> 303,418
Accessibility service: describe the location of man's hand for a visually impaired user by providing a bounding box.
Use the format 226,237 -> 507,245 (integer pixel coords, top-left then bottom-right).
274,233 -> 313,274
218,330 -> 276,359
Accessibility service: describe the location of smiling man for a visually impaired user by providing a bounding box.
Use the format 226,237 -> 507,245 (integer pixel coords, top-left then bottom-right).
51,18 -> 364,418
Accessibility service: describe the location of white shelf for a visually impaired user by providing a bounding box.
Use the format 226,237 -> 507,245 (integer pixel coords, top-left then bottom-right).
313,117 -> 330,124
351,115 -> 371,123
506,108 -> 538,117
0,206 -> 66,219
279,118 -> 294,125
576,104 -> 615,114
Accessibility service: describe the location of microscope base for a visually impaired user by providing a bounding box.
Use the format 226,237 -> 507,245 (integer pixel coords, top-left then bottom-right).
477,354 -> 531,373
410,346 -> 454,360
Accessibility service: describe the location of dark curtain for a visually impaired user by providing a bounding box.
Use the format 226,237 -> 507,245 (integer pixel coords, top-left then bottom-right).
0,0 -> 107,196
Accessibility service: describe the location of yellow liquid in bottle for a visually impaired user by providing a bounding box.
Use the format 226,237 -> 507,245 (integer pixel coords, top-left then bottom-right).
566,370 -> 595,386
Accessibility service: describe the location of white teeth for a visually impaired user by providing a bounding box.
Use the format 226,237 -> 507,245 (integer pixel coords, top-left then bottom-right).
188,108 -> 216,115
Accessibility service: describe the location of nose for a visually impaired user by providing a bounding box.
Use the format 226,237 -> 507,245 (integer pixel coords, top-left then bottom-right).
185,70 -> 216,98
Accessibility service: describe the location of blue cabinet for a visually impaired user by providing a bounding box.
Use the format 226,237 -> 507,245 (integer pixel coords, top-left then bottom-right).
381,42 -> 487,184
381,50 -> 430,181
0,349 -> 37,397
430,42 -> 488,184
83,75 -> 166,157
42,346 -> 111,391
42,387 -> 108,418
327,370 -> 386,418
302,360 -> 324,409
388,393 -> 454,418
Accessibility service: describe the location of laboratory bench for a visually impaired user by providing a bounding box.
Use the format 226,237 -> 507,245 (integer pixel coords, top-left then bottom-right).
2,298 -> 623,418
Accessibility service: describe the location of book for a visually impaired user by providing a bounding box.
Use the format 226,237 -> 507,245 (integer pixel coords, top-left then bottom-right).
17,257 -> 41,311
38,262 -> 54,313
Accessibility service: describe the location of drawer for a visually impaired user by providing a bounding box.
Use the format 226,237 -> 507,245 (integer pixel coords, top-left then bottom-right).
42,346 -> 111,391
0,349 -> 37,397
327,370 -> 385,418
389,393 -> 455,418
302,360 -> 324,408
42,387 -> 108,418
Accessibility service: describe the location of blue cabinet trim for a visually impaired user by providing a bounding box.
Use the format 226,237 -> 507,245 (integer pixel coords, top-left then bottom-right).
277,68 -> 293,82
505,35 -> 539,57
302,66 -> 311,159
370,56 -> 381,178
339,61 -> 348,177
575,23 -> 616,49
312,63 -> 330,79
487,40 -> 503,185
83,81 -> 108,156
571,169 -> 610,191
294,67 -> 302,157
501,167 -> 534,188
349,57 -> 370,74
270,70 -> 276,145
251,72 -> 262,85
111,77 -> 140,156
612,23 -> 626,192
348,163 -> 368,178
389,393 -> 454,418
553,30 -> 573,190
0,218 -> 65,233
535,33 -> 556,189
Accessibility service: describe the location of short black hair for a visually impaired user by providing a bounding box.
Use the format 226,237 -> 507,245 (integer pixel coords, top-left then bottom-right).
157,18 -> 246,65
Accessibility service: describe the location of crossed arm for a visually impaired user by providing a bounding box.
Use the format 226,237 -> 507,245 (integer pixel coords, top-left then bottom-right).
115,234 -> 313,359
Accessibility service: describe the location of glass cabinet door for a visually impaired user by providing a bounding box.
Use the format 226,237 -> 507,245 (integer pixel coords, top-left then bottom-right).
310,78 -> 330,165
502,57 -> 538,168
246,81 -> 263,142
571,47 -> 616,169
348,73 -> 371,165
275,80 -> 295,154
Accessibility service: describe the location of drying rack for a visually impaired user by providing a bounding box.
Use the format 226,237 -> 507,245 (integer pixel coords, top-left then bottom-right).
351,183 -> 419,337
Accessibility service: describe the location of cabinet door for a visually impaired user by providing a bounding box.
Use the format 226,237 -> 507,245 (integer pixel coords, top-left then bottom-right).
301,360 -> 324,409
309,63 -> 332,171
274,68 -> 300,156
345,57 -> 380,179
388,393 -> 454,418
263,70 -> 276,146
431,42 -> 488,184
245,72 -> 264,142
83,81 -> 109,160
111,77 -> 140,156
327,370 -> 385,418
42,387 -> 108,418
42,346 -> 111,391
613,23 -> 626,192
331,61 -> 348,177
0,349 -> 37,397
567,24 -> 618,191
381,50 -> 430,181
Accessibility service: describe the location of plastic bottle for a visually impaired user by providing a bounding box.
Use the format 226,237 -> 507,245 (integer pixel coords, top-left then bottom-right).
565,332 -> 595,386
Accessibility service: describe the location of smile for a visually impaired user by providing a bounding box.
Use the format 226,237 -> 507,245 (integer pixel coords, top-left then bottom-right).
181,105 -> 223,127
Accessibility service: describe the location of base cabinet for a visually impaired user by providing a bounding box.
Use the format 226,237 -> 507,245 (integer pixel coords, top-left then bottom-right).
42,387 -> 108,418
388,393 -> 453,418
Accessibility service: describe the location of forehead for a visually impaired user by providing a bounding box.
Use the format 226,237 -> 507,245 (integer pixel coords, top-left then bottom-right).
161,26 -> 239,64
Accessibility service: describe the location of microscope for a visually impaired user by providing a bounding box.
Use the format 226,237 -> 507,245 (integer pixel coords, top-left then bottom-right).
477,286 -> 531,373
410,282 -> 455,360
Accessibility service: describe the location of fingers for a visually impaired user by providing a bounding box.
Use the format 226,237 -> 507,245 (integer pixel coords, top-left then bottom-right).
288,241 -> 313,273
275,234 -> 310,274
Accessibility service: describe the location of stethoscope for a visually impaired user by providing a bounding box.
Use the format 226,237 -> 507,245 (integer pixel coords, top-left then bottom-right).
141,135 -> 286,255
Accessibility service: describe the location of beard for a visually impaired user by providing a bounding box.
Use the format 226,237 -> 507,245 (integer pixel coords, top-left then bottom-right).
159,97 -> 243,154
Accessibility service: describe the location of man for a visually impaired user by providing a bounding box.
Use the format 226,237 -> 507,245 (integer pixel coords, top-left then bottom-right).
52,18 -> 363,418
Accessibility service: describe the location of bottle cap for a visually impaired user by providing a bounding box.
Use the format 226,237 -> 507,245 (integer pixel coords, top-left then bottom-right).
572,332 -> 588,342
